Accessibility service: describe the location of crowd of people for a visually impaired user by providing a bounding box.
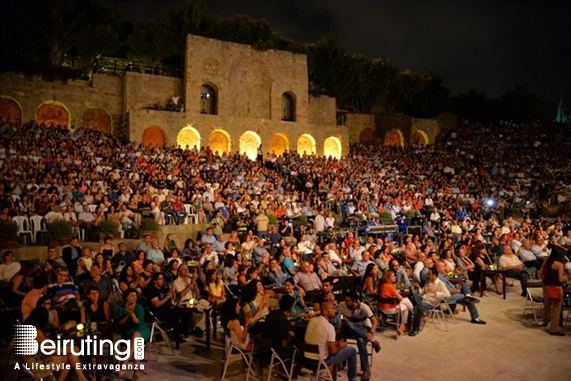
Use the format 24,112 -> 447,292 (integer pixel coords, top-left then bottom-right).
1,117 -> 570,380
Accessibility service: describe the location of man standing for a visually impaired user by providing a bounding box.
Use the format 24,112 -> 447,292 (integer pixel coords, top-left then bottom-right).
254,210 -> 269,239
305,301 -> 358,381
338,292 -> 381,380
62,238 -> 82,276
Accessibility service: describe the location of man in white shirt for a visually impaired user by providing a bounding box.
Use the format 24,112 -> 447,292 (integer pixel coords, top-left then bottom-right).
305,301 -> 358,381
409,267 -> 450,336
349,241 -> 366,262
517,239 -> 541,272
498,245 -> 531,297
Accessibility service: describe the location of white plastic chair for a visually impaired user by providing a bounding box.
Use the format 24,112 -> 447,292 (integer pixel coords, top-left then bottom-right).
12,216 -> 33,244
183,203 -> 197,224
29,215 -> 48,244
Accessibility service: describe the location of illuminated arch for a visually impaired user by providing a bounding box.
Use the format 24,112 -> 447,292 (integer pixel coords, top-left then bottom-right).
384,130 -> 404,147
411,130 -> 429,146
269,133 -> 290,156
177,125 -> 202,150
142,126 -> 166,147
359,127 -> 376,143
297,134 -> 316,155
239,131 -> 261,161
324,136 -> 342,159
209,129 -> 231,155
82,108 -> 112,134
0,96 -> 22,123
36,101 -> 70,128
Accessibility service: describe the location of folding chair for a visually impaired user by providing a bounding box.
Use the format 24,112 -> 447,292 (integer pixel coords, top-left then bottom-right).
422,299 -> 448,332
146,311 -> 175,361
221,330 -> 258,381
522,288 -> 544,324
292,339 -> 335,381
377,296 -> 404,340
250,336 -> 296,381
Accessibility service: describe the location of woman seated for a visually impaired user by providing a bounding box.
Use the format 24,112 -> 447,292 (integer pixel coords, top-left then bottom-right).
164,259 -> 180,285
181,238 -> 200,260
132,250 -> 146,274
282,278 -> 305,314
80,286 -> 111,326
115,289 -> 150,380
441,249 -> 457,273
37,295 -> 60,331
377,269 -> 414,336
221,297 -> 252,350
205,268 -> 226,308
23,305 -> 88,381
361,263 -> 379,306
239,280 -> 267,335
5,262 -> 33,307
94,253 -> 114,278
119,264 -> 140,293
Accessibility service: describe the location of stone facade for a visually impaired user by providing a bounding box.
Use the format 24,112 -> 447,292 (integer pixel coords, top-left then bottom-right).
0,34 -> 445,152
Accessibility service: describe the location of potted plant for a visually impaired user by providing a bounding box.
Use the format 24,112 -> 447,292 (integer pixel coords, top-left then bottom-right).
138,217 -> 159,239
96,219 -> 121,241
293,214 -> 308,228
0,220 -> 19,248
404,210 -> 416,221
267,214 -> 278,226
47,218 -> 73,246
379,211 -> 394,224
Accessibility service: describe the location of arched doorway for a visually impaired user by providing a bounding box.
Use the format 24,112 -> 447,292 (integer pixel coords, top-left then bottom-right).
411,130 -> 428,146
324,137 -> 342,159
384,130 -> 404,146
281,92 -> 296,121
269,133 -> 289,156
142,126 -> 165,147
177,126 -> 202,150
359,127 -> 376,143
0,97 -> 22,124
239,131 -> 261,161
209,129 -> 231,155
200,83 -> 218,115
82,108 -> 111,134
297,134 -> 316,155
36,101 -> 70,128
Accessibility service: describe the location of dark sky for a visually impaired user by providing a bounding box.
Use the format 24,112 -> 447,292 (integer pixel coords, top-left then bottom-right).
110,0 -> 571,110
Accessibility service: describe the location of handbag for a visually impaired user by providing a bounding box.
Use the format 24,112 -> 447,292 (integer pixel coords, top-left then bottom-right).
546,285 -> 562,301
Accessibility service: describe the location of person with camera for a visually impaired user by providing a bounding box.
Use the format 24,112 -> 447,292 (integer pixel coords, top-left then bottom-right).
173,263 -> 206,337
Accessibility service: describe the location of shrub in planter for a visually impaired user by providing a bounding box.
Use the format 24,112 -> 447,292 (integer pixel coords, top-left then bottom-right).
0,220 -> 19,248
96,219 -> 121,239
379,211 -> 393,223
138,217 -> 159,239
47,218 -> 73,246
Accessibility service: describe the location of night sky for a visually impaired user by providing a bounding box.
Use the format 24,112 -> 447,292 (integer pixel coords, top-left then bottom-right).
112,1 -> 571,110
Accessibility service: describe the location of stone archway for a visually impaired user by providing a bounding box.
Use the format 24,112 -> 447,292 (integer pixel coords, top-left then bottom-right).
240,131 -> 261,161
36,101 -> 70,128
0,97 -> 22,124
324,137 -> 342,159
177,126 -> 202,150
142,126 -> 165,147
384,130 -> 404,146
82,108 -> 111,133
209,129 -> 231,156
359,128 -> 376,143
297,134 -> 316,155
411,130 -> 428,146
270,133 -> 289,156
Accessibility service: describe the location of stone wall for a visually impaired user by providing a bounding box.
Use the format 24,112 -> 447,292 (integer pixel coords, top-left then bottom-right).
345,113 -> 376,143
0,73 -> 123,132
123,72 -> 183,114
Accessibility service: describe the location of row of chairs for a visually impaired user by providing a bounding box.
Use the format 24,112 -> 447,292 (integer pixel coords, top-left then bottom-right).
221,333 -> 334,381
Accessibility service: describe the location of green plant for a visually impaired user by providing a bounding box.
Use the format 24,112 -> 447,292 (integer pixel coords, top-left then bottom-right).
379,211 -> 393,222
47,218 -> 73,240
267,214 -> 278,225
0,220 -> 19,239
96,219 -> 121,236
293,214 -> 308,227
224,215 -> 240,233
404,210 -> 416,220
139,217 -> 159,231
